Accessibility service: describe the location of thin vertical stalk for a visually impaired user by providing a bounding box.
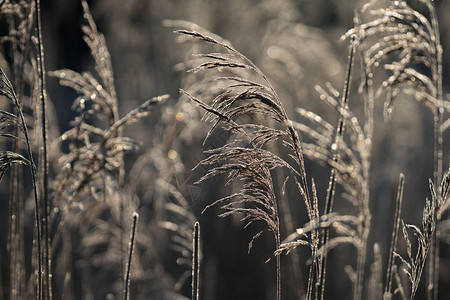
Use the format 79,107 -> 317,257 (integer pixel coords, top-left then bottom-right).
34,1 -> 51,299
317,36 -> 355,300
354,208 -> 370,300
307,248 -> 319,300
428,109 -> 442,300
7,155 -> 15,299
18,166 -> 25,299
276,229 -> 281,300
270,176 -> 281,300
9,160 -> 23,300
428,2 -> 443,299
192,222 -> 201,300
354,202 -> 370,300
123,213 -> 138,300
120,192 -> 125,295
8,165 -> 15,299
14,164 -> 25,300
384,174 -> 404,299
369,243 -> 382,300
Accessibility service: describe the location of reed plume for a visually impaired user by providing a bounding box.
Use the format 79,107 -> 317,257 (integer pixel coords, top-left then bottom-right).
175,24 -> 319,300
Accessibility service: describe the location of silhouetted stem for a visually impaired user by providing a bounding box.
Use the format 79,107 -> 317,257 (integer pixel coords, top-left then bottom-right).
318,36 -> 355,300
384,174 -> 404,299
275,228 -> 281,300
192,222 -> 201,300
354,210 -> 370,300
428,2 -> 443,299
34,1 -> 51,299
123,213 -> 138,300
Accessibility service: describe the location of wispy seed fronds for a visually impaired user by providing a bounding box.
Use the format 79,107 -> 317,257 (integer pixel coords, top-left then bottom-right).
81,0 -> 116,101
346,0 -> 445,118
395,169 -> 450,298
0,150 -> 29,181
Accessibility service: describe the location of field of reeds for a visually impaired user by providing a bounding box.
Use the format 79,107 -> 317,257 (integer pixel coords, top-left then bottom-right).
0,0 -> 449,299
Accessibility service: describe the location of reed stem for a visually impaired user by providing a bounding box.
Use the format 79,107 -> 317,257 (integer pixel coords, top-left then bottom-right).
192,222 -> 201,300
318,36 -> 355,300
34,1 -> 51,299
384,174 -> 404,299
123,213 -> 138,300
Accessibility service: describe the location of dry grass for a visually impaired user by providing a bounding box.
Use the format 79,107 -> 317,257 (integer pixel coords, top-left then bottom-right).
0,0 -> 449,299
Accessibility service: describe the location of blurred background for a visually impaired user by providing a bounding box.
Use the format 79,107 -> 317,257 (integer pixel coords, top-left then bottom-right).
1,0 -> 450,299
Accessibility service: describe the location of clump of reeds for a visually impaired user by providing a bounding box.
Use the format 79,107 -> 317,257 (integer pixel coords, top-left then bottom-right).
0,0 -> 51,298
48,1 -> 168,298
1,0 -> 168,298
347,0 -> 449,298
174,25 -> 320,300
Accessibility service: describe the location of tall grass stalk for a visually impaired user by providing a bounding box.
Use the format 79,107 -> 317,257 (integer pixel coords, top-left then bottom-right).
192,222 -> 200,300
428,2 -> 443,298
123,212 -> 138,300
317,36 -> 355,300
384,173 -> 404,299
34,0 -> 51,299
